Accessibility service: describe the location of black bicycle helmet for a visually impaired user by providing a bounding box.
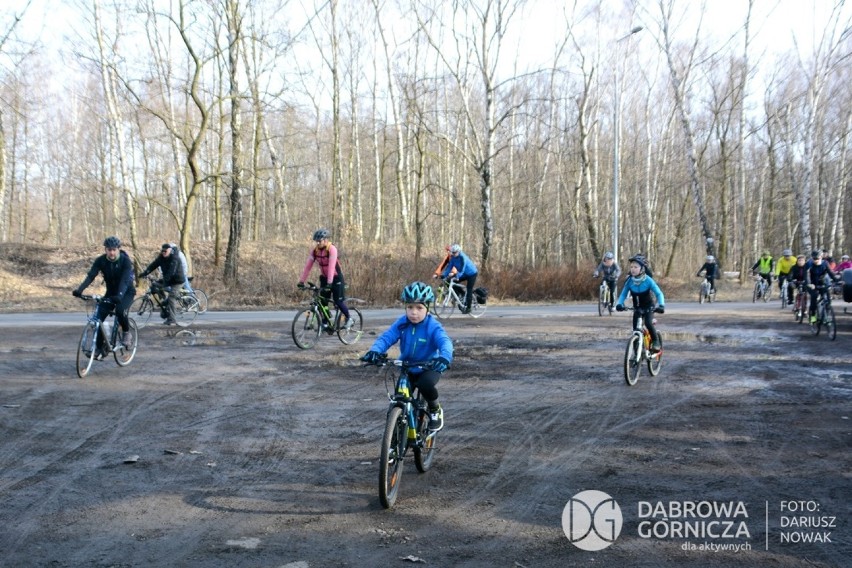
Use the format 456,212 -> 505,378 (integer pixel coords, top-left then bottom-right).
401,281 -> 435,305
810,250 -> 821,259
103,236 -> 121,248
313,228 -> 330,241
628,254 -> 647,269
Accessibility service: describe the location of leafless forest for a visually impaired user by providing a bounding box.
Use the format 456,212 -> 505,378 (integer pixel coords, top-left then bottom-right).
0,0 -> 849,283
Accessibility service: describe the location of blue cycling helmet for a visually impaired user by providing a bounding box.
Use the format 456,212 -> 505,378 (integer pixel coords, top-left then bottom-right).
449,244 -> 462,254
103,236 -> 121,248
401,281 -> 435,305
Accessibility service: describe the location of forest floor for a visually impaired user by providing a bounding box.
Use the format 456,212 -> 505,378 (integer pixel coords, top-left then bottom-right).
0,295 -> 849,567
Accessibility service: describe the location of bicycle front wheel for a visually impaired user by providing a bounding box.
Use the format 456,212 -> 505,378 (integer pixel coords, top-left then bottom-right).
763,284 -> 772,303
624,334 -> 642,386
598,287 -> 605,316
752,283 -> 759,302
129,296 -> 154,329
810,304 -> 823,336
434,288 -> 455,319
336,306 -> 363,345
379,405 -> 406,509
825,305 -> 836,340
76,322 -> 98,378
648,335 -> 663,376
292,308 -> 321,349
414,401 -> 436,473
114,319 -> 138,367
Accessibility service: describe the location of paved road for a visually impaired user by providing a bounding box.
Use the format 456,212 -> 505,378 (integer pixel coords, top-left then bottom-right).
0,301 -> 796,327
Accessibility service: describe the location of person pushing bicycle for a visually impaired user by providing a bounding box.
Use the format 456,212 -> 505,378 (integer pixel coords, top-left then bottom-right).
139,243 -> 187,325
695,255 -> 719,295
593,251 -> 621,306
360,282 -> 453,432
71,236 -> 136,356
440,244 -> 478,314
615,254 -> 665,353
298,228 -> 353,330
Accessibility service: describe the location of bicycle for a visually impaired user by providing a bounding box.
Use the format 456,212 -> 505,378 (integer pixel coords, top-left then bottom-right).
291,282 -> 363,349
792,282 -> 809,324
622,305 -> 663,386
433,278 -> 486,319
698,276 -> 715,304
809,286 -> 837,340
752,274 -> 771,303
779,277 -> 790,310
364,356 -> 437,509
129,276 -> 199,329
76,294 -> 139,378
596,278 -> 616,316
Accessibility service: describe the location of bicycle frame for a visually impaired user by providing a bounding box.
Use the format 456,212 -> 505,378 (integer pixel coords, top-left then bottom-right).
598,280 -> 615,316
291,282 -> 362,349
434,278 -> 485,319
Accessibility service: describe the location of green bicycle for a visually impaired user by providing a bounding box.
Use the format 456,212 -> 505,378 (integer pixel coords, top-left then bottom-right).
291,282 -> 363,349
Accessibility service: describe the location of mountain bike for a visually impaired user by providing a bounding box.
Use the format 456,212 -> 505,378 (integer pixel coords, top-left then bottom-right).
793,282 -> 808,323
752,274 -> 771,303
778,277 -> 790,310
622,305 -> 663,386
698,276 -> 715,304
364,356 -> 437,509
809,286 -> 836,340
433,278 -> 486,319
129,276 -> 199,329
291,282 -> 363,349
597,278 -> 616,316
76,294 -> 139,378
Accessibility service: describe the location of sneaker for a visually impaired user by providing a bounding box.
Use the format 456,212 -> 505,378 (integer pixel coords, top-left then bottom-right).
343,317 -> 354,330
427,406 -> 444,432
809,315 -> 817,324
122,332 -> 133,349
164,318 -> 177,326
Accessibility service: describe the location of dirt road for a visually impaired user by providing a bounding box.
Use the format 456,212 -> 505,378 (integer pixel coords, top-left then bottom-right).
0,302 -> 849,567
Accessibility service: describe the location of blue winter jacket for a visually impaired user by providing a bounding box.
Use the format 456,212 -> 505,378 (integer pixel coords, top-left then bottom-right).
617,275 -> 665,309
441,252 -> 478,280
369,314 -> 453,372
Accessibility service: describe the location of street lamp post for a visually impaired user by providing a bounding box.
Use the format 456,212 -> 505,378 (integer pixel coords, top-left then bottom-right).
613,26 -> 643,261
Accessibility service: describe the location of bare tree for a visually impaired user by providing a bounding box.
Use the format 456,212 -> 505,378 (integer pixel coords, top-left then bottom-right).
223,0 -> 244,284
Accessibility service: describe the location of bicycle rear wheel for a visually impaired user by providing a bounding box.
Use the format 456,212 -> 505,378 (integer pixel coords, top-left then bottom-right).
468,295 -> 487,318
648,335 -> 663,376
129,296 -> 154,329
336,306 -> 363,345
114,319 -> 138,366
76,322 -> 98,378
192,289 -> 209,314
173,295 -> 199,327
623,334 -> 642,386
379,406 -> 406,509
292,308 -> 321,349
414,398 -> 436,473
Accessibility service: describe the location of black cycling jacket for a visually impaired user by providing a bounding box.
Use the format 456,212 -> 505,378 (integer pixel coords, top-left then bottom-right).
77,250 -> 136,298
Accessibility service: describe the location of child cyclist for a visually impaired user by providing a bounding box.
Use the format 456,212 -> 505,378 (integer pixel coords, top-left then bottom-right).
615,255 -> 665,353
593,251 -> 621,307
360,282 -> 453,432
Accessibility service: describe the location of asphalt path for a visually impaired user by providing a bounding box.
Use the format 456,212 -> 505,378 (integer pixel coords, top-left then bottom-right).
0,301 -> 794,327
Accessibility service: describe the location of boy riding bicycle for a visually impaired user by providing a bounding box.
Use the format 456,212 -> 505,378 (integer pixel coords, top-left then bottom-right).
593,251 -> 621,306
360,282 -> 453,432
616,255 -> 665,353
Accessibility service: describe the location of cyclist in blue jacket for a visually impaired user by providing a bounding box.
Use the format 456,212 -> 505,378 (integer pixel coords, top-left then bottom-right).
616,255 -> 665,353
361,282 -> 453,431
440,244 -> 478,313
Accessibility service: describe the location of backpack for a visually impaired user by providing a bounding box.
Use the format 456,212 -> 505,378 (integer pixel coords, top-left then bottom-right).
474,287 -> 488,305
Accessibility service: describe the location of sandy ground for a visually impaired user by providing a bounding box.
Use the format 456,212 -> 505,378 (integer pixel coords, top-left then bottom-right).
0,300 -> 850,568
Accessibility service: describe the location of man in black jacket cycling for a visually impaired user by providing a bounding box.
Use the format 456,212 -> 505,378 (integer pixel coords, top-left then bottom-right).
72,236 -> 136,356
139,243 -> 187,325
